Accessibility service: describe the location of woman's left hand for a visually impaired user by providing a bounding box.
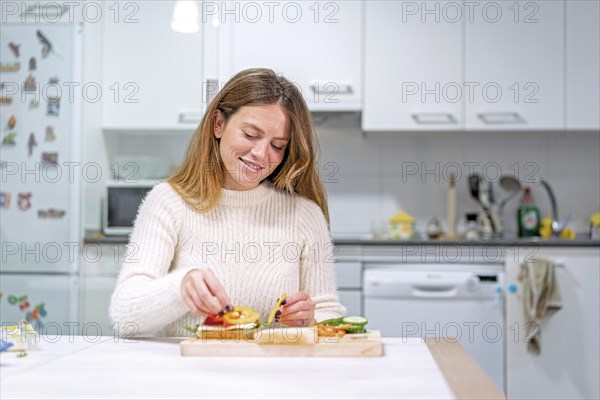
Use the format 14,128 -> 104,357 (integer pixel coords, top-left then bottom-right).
278,291 -> 316,327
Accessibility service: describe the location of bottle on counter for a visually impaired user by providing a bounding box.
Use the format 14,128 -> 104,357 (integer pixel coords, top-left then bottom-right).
465,213 -> 480,240
517,186 -> 541,237
446,173 -> 458,239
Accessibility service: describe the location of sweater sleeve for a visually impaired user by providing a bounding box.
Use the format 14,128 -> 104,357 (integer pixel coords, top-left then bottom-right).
109,183 -> 203,336
297,198 -> 346,322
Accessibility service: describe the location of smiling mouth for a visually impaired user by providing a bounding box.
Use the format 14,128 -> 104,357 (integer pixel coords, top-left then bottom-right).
239,158 -> 263,172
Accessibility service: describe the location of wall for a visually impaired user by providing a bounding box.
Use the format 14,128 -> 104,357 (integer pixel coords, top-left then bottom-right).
317,114 -> 600,237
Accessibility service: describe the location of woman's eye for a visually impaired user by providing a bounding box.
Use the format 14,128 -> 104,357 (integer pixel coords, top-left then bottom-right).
272,145 -> 284,151
243,131 -> 257,139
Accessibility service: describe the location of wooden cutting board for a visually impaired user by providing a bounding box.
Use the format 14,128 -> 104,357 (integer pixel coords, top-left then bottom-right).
180,330 -> 383,357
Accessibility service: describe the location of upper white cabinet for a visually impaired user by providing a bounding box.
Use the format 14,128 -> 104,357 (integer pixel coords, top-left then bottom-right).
207,1 -> 363,112
566,1 -> 600,130
102,1 -> 203,129
363,1 -> 463,131
363,1 -> 595,132
465,1 -> 564,130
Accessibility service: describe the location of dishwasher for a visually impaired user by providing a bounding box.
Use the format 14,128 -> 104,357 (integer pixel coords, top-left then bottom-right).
364,263 -> 505,392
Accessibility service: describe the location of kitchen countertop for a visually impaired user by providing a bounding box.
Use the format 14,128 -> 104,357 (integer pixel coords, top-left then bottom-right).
0,336 -> 504,400
84,230 -> 600,247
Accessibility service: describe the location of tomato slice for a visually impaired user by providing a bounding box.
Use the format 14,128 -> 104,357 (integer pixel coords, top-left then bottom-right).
203,314 -> 224,326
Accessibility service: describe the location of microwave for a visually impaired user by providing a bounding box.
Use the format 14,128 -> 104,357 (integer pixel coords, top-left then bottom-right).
103,180 -> 158,235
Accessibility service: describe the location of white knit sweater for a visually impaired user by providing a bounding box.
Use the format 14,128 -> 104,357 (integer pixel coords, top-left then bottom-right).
109,180 -> 345,336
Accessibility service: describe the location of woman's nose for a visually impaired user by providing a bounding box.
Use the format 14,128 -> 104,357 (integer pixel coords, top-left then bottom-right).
250,141 -> 267,159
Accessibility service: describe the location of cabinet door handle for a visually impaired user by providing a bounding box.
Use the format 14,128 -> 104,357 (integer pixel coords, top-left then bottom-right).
178,110 -> 203,124
478,112 -> 526,124
411,112 -> 457,124
310,82 -> 354,95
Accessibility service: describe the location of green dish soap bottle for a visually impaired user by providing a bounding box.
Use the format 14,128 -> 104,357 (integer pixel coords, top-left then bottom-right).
517,186 -> 540,237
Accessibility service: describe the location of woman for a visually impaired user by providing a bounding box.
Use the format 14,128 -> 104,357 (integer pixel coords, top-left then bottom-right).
109,68 -> 345,336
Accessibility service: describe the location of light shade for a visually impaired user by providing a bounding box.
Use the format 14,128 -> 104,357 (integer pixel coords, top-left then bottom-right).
171,1 -> 199,33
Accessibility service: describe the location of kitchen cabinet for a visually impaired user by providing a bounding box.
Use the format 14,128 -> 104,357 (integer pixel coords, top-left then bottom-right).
465,1 -> 564,130
363,1 -> 570,132
334,261 -> 362,316
363,0 -> 463,131
206,1 -> 362,112
79,244 -> 122,336
505,247 -> 600,399
101,1 -> 203,130
566,1 -> 600,130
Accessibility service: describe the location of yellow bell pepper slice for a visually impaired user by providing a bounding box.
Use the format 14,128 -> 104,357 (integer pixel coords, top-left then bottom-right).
223,306 -> 260,325
266,293 -> 287,324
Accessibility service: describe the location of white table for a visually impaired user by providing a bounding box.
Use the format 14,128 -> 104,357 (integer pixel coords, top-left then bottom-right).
0,336 -> 502,399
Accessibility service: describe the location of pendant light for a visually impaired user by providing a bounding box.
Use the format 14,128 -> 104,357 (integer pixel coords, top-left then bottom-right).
171,1 -> 199,33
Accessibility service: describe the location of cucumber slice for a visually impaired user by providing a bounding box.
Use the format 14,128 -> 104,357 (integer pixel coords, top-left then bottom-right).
345,326 -> 367,334
318,317 -> 345,326
342,316 -> 368,326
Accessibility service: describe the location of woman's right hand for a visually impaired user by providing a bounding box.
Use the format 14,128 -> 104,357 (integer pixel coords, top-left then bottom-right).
181,268 -> 232,316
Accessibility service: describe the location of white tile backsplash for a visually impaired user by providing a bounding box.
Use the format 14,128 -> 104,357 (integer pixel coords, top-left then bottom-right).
316,119 -> 600,236
546,133 -> 600,176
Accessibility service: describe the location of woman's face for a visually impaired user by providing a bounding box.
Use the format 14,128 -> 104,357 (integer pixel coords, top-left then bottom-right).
214,104 -> 291,190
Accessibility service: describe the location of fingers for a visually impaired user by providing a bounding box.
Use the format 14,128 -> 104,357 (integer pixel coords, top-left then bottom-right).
278,310 -> 314,326
279,291 -> 315,326
203,269 -> 232,311
182,275 -> 214,315
282,291 -> 309,307
181,269 -> 231,316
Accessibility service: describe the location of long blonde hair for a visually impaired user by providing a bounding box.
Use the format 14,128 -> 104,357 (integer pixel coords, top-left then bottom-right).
167,68 -> 330,226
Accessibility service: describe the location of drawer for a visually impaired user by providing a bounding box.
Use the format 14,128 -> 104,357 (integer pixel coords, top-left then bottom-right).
335,262 -> 362,289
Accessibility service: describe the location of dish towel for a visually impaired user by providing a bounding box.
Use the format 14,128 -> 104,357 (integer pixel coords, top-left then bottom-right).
518,258 -> 563,355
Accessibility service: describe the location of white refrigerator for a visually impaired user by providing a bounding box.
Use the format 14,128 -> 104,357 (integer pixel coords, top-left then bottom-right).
1,23 -> 82,334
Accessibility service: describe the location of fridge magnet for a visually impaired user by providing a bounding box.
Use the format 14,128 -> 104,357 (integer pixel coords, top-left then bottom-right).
38,208 -> 65,218
0,340 -> 13,353
8,42 -> 20,57
41,152 -> 58,164
19,299 -> 30,311
1,97 -> 13,105
17,193 -> 32,211
2,132 -> 16,145
8,114 -> 16,129
0,62 -> 20,72
24,74 -> 36,91
45,126 -> 56,141
37,30 -> 62,59
0,192 -> 11,208
29,57 -> 36,71
47,96 -> 60,116
7,294 -> 28,306
27,133 -> 37,156
29,98 -> 39,108
31,303 -> 47,319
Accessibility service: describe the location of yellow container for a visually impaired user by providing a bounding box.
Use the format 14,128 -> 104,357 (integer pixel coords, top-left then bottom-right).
389,211 -> 415,240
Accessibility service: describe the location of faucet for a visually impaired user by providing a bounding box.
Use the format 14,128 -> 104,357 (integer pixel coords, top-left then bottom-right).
533,177 -> 571,235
